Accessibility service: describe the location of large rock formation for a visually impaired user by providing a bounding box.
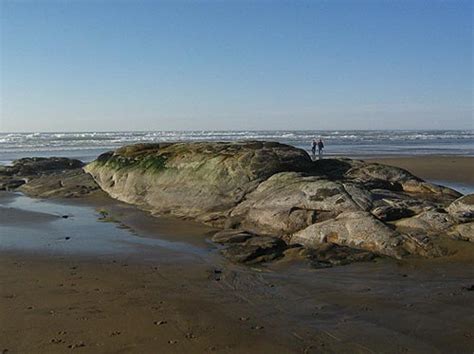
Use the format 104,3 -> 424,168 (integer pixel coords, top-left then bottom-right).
82,141 -> 466,261
84,142 -> 314,224
1,142 -> 468,263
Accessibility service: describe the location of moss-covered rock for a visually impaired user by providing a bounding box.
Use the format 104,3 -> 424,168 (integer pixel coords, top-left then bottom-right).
84,141 -> 464,259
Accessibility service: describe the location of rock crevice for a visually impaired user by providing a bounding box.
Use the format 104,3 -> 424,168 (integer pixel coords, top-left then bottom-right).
2,141 -> 470,264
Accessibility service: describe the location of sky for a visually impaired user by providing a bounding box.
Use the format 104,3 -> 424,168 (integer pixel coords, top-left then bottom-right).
0,0 -> 472,132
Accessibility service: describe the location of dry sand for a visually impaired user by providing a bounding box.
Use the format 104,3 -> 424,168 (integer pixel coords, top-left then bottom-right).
1,156 -> 474,353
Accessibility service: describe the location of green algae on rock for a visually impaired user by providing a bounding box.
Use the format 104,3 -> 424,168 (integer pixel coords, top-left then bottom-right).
1,141 -> 470,264
82,141 -> 469,261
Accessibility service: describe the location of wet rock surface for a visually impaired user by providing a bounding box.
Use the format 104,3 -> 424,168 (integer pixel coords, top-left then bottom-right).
305,243 -> 377,267
220,236 -> 287,264
211,229 -> 254,244
84,142 -> 467,260
2,141 -> 469,265
0,157 -> 101,198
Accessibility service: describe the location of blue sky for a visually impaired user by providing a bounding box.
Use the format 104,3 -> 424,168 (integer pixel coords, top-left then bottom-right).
1,0 -> 472,132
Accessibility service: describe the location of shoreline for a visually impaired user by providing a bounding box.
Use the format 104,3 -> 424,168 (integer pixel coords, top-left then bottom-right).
1,149 -> 473,353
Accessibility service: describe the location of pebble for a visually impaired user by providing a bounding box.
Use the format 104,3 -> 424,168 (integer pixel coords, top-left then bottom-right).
65,237 -> 71,240
168,340 -> 178,344
68,342 -> 85,349
154,320 -> 167,326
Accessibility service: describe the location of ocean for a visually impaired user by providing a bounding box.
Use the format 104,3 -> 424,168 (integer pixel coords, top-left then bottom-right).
0,130 -> 473,165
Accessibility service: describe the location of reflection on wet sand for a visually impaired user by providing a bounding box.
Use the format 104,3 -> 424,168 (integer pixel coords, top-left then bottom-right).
1,191 -> 474,353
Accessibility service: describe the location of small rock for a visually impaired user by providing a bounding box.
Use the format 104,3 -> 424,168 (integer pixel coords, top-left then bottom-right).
65,237 -> 71,240
168,340 -> 178,344
153,320 -> 167,326
462,284 -> 474,291
68,342 -> 85,349
372,205 -> 414,222
306,243 -> 376,267
447,194 -> 474,222
221,236 -> 287,264
212,229 -> 253,244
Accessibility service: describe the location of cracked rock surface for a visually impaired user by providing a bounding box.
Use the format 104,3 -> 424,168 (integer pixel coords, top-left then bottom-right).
3,142 -> 470,264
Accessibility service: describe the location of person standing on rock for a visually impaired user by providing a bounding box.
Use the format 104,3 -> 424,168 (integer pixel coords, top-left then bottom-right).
317,138 -> 324,159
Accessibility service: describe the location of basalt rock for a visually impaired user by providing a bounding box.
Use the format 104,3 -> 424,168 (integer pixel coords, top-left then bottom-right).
85,142 -> 315,225
0,178 -> 26,191
447,194 -> 474,223
305,243 -> 376,267
229,172 -> 370,237
26,141 -> 464,261
211,229 -> 254,244
221,236 -> 287,264
18,169 -> 101,198
371,205 -> 415,222
0,157 -> 100,198
394,210 -> 455,235
449,222 -> 474,242
6,157 -> 84,175
289,211 -> 408,258
344,162 -> 461,199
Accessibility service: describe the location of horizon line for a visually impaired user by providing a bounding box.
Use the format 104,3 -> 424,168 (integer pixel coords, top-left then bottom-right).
1,128 -> 473,134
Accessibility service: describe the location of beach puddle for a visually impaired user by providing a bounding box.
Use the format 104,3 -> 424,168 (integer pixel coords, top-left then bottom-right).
0,192 -> 213,260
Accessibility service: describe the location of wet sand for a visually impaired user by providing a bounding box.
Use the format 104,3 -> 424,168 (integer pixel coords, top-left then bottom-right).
2,242 -> 474,353
1,156 -> 474,353
369,156 -> 474,185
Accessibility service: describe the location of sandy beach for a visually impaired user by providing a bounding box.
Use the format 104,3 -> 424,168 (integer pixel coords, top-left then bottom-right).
2,0 -> 472,351
370,156 -> 474,185
1,155 -> 474,353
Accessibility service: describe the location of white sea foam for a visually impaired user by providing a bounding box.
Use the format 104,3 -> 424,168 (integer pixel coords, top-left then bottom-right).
0,130 -> 472,164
